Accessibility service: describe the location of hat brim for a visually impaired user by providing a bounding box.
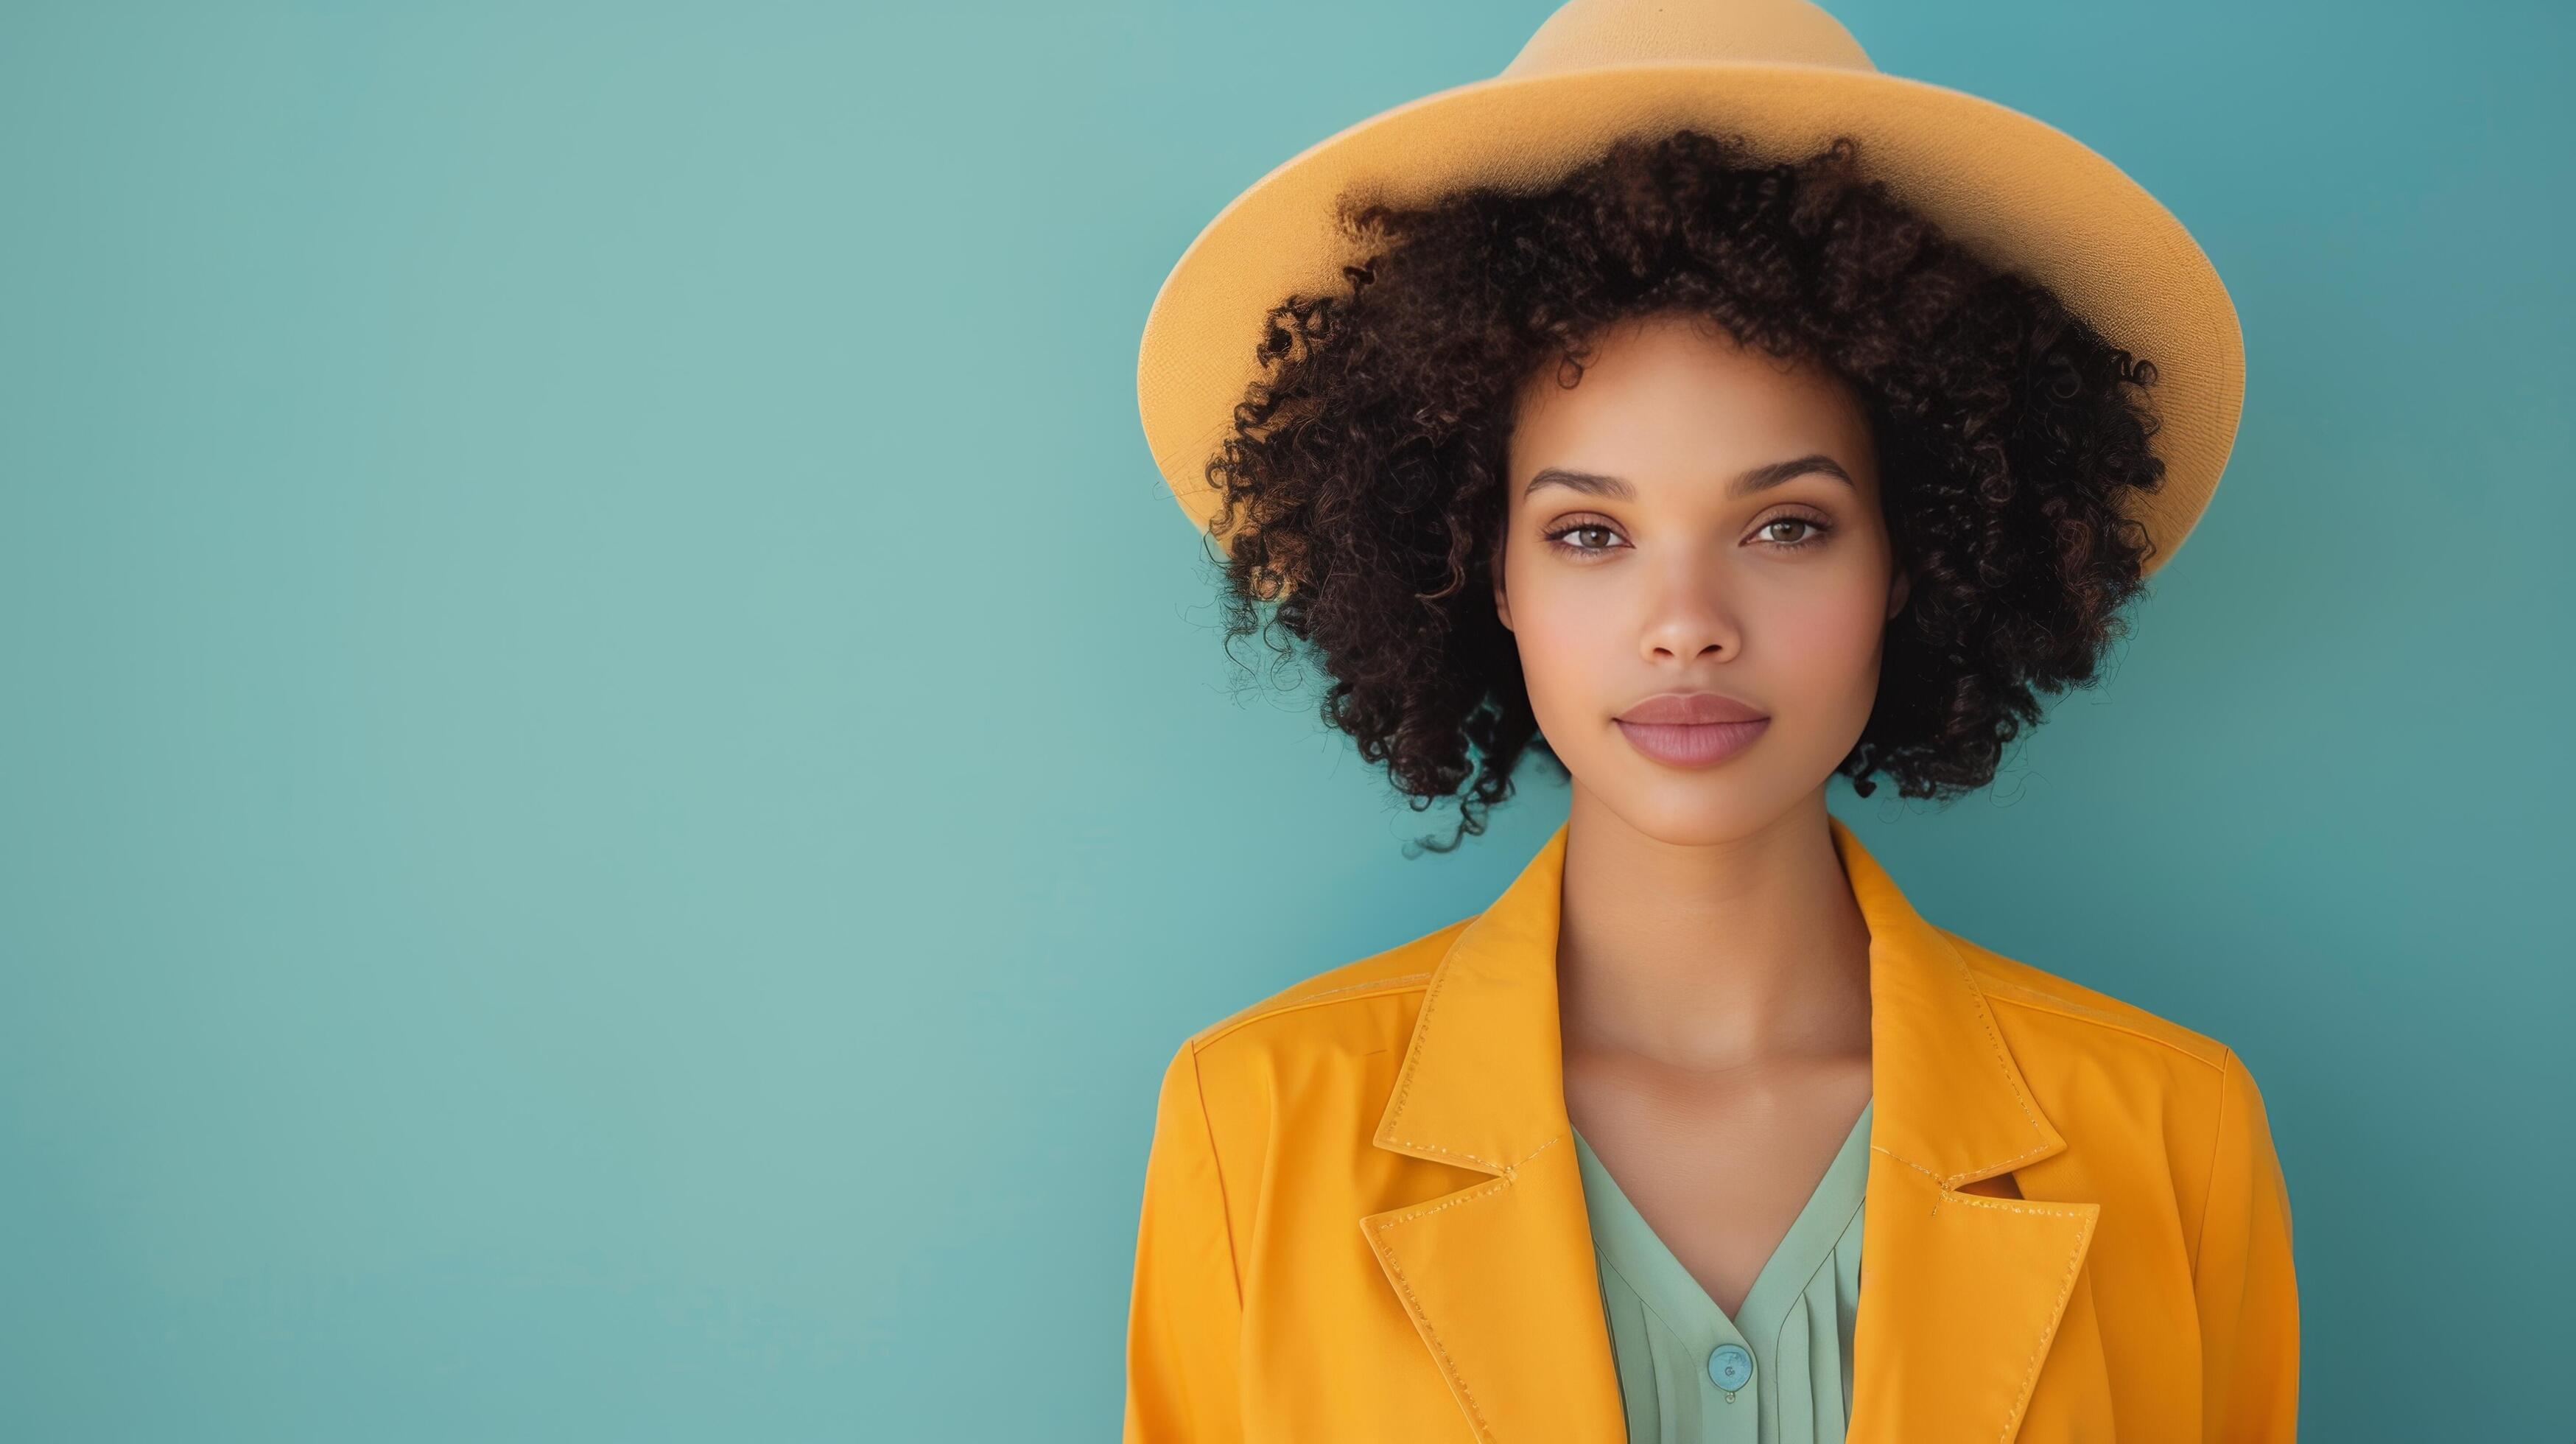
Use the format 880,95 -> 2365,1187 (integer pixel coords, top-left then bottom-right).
1137,60 -> 2242,578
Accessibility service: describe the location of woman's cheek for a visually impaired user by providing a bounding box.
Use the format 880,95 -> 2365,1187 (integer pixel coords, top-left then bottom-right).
1765,579 -> 1889,726
1515,581 -> 1624,738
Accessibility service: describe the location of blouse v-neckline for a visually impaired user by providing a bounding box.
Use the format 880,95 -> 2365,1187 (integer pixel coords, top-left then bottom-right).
1571,1099 -> 1873,1335
1569,1098 -> 1875,1441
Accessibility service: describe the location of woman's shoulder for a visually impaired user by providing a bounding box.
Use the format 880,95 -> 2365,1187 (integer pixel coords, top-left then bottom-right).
1938,925 -> 2293,1271
1941,923 -> 2235,1073
1939,925 -> 2268,1186
1144,921 -> 1472,1167
1179,917 -> 1470,1062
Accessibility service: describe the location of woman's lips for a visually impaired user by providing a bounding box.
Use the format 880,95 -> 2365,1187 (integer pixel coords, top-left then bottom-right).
1613,716 -> 1770,767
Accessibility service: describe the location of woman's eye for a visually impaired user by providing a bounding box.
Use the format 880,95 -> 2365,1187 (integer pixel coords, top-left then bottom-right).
1544,522 -> 1622,554
1756,517 -> 1829,548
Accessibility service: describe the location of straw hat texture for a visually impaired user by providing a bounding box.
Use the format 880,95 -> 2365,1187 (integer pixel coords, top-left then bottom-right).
1135,0 -> 2243,577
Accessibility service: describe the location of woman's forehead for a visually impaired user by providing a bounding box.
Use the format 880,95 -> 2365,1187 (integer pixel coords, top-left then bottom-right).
1508,316 -> 1875,500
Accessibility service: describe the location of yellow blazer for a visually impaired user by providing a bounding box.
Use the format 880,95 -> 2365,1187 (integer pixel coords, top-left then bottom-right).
1122,815 -> 2299,1442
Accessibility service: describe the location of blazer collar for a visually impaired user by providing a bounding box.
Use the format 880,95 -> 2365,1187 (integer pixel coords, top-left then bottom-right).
1358,813 -> 2101,1443
1372,813 -> 2064,1187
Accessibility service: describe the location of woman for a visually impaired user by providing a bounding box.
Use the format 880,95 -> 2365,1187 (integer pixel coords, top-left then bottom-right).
1121,2 -> 2298,1441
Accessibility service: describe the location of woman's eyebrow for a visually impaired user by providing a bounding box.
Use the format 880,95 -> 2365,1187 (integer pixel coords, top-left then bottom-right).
1524,454 -> 1856,500
1732,453 -> 1856,496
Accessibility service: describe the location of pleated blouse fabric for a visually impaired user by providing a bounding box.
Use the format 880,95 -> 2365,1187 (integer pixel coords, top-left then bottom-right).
1568,1098 -> 1873,1444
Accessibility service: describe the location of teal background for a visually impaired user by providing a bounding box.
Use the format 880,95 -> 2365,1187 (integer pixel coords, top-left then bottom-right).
1,1 -> 2566,1438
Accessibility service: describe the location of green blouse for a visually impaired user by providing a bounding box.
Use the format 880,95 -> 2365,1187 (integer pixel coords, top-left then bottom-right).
1570,1099 -> 1873,1444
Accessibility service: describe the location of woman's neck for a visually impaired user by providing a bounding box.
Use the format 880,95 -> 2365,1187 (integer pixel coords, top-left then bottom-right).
1554,787 -> 1874,1073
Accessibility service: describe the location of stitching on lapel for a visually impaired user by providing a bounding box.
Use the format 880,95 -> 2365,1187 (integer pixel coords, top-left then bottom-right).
1363,1178 -> 1513,1443
1379,952 -> 1456,1143
1944,960 -> 2057,1188
1504,1132 -> 1562,1175
1979,1199 -> 2097,1443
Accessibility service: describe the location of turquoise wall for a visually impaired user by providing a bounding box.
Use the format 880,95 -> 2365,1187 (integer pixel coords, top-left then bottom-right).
2,1 -> 2566,1437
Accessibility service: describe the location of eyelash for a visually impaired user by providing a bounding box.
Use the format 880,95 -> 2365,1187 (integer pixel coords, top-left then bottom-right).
1540,514 -> 1833,557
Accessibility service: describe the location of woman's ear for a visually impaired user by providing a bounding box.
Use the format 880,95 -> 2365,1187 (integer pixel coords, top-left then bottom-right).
1886,564 -> 1911,622
1491,521 -> 1515,633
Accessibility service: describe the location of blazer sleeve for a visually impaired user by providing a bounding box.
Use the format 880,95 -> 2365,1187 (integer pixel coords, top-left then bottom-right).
1122,1039 -> 1246,1443
2195,1045 -> 2300,1442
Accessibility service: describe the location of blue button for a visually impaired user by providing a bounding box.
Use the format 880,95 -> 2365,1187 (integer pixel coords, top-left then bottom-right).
1707,1342 -> 1752,1391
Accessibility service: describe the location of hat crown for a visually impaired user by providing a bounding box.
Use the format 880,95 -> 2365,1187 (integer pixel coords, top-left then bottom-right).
1140,0 -> 2244,580
1501,0 -> 1877,79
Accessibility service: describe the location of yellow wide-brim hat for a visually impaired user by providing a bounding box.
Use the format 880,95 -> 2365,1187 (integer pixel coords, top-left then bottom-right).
1136,0 -> 2244,578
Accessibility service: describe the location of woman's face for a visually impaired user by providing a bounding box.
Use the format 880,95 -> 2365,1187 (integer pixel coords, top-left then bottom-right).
1495,310 -> 1908,845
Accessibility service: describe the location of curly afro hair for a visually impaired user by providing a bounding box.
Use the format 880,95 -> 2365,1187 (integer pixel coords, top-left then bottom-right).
1201,128 -> 2169,854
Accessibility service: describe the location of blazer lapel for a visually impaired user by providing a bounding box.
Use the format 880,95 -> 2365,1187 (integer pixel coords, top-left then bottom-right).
1359,815 -> 2100,1444
1358,821 -> 1626,1443
1833,817 -> 2102,1443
